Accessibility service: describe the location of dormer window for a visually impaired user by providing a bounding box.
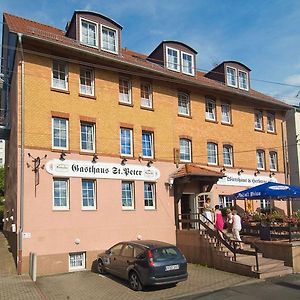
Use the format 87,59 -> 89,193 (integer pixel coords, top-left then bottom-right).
80,18 -> 98,48
226,66 -> 237,88
181,52 -> 194,76
239,70 -> 249,90
101,25 -> 118,54
166,47 -> 180,72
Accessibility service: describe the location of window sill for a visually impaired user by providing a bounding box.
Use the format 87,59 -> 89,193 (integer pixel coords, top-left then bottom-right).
79,151 -> 96,156
267,131 -> 277,135
51,149 -> 70,154
221,122 -> 233,127
207,163 -> 218,166
254,128 -> 265,133
79,93 -> 96,100
144,208 -> 157,211
119,101 -> 133,107
180,160 -> 192,164
140,106 -> 154,111
178,114 -> 192,119
81,208 -> 97,211
53,208 -> 70,211
51,87 -> 70,94
205,119 -> 218,124
122,208 -> 135,211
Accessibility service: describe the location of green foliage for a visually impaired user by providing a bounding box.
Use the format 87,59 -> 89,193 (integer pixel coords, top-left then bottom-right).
0,167 -> 4,196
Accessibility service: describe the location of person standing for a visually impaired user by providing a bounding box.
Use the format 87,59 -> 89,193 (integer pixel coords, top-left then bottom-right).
203,197 -> 213,223
214,205 -> 224,239
226,208 -> 233,234
232,210 -> 242,247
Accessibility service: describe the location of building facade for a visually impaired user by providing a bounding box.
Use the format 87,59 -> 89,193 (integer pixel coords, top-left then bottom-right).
1,11 -> 290,275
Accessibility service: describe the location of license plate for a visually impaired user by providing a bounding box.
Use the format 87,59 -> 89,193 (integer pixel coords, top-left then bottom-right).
165,264 -> 179,271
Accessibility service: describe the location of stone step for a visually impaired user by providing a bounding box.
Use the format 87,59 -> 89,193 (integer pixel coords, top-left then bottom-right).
255,265 -> 293,279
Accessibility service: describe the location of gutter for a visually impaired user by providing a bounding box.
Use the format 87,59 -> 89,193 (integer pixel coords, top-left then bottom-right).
14,32 -> 291,110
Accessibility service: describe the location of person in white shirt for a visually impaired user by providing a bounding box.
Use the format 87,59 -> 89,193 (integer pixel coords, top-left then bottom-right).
232,210 -> 242,246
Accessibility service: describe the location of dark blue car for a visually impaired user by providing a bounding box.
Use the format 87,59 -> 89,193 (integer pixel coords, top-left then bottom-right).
97,240 -> 188,291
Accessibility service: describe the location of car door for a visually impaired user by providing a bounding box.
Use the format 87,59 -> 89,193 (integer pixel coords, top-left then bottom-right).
103,243 -> 124,276
117,243 -> 135,279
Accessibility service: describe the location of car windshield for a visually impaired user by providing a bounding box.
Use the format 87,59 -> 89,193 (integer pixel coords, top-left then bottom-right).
152,247 -> 182,262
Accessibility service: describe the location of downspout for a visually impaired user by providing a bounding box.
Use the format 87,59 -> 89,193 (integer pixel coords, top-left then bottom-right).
17,32 -> 24,275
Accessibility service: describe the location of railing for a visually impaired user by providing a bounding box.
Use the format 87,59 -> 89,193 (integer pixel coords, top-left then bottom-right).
242,221 -> 300,243
178,213 -> 261,272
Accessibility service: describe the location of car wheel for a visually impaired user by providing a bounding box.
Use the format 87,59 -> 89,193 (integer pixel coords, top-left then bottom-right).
97,259 -> 106,274
129,271 -> 142,291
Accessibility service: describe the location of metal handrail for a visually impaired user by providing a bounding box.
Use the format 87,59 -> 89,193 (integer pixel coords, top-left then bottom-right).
178,212 -> 261,272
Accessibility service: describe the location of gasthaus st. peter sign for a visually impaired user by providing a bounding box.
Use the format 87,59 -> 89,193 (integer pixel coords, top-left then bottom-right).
45,159 -> 160,181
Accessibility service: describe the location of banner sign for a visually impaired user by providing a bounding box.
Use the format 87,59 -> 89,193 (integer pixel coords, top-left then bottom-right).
217,172 -> 277,187
45,159 -> 160,181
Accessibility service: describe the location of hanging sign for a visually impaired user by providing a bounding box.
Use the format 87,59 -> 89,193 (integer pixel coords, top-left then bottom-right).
217,172 -> 277,187
45,159 -> 160,181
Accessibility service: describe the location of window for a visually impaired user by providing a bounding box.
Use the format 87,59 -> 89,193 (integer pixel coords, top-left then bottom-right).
207,143 -> 218,165
80,18 -> 98,47
122,181 -> 134,210
221,103 -> 231,124
119,78 -> 131,104
69,252 -> 86,271
254,110 -> 263,130
260,199 -> 271,210
80,122 -> 95,152
122,244 -> 134,257
181,52 -> 194,75
269,151 -> 277,171
205,99 -> 216,121
52,61 -> 68,90
180,138 -> 191,162
256,149 -> 265,170
142,131 -> 153,158
239,70 -> 249,90
267,112 -> 275,133
144,182 -> 156,209
219,195 -> 234,208
226,66 -> 237,87
120,128 -> 133,156
82,179 -> 96,210
80,67 -> 94,96
166,47 -> 179,71
223,145 -> 233,167
178,92 -> 190,116
101,25 -> 118,54
53,178 -> 69,210
110,243 -> 123,255
140,82 -> 153,108
52,117 -> 68,150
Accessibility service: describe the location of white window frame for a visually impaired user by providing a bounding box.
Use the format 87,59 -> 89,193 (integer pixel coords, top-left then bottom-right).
140,82 -> 153,108
205,99 -> 216,121
260,199 -> 271,210
100,24 -> 118,54
119,78 -> 132,104
223,145 -> 233,167
79,67 -> 94,96
207,143 -> 218,165
80,122 -> 95,153
238,70 -> 249,91
69,252 -> 86,271
256,149 -> 265,170
51,61 -> 68,91
144,182 -> 156,210
178,92 -> 190,116
52,117 -> 69,150
120,128 -> 133,157
269,151 -> 278,171
122,181 -> 135,210
80,17 -> 98,48
166,46 -> 180,72
53,178 -> 69,211
181,51 -> 194,76
180,138 -> 192,162
221,103 -> 231,124
226,66 -> 238,88
254,110 -> 263,130
81,179 -> 96,210
219,195 -> 234,208
267,112 -> 275,133
142,131 -> 154,159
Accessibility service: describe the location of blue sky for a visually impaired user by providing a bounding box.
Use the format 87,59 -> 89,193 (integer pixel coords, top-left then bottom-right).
1,0 -> 300,105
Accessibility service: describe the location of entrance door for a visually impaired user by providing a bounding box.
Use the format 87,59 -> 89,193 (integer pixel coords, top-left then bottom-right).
180,194 -> 195,229
196,193 -> 212,213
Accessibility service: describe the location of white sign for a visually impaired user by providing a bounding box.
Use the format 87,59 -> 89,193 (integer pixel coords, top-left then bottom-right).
23,232 -> 31,239
45,159 -> 160,181
217,172 -> 277,187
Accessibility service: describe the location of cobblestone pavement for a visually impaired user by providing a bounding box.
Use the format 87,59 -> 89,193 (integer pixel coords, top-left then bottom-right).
35,265 -> 258,300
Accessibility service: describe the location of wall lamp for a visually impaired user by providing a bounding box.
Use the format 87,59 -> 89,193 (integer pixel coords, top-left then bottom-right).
269,172 -> 275,178
92,154 -> 98,163
121,158 -> 127,166
254,169 -> 260,176
220,167 -> 226,172
59,151 -> 66,161
237,169 -> 244,176
147,160 -> 153,167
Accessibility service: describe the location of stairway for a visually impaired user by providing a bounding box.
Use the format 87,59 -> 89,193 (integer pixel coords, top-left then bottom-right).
0,232 -> 17,276
202,231 -> 293,279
